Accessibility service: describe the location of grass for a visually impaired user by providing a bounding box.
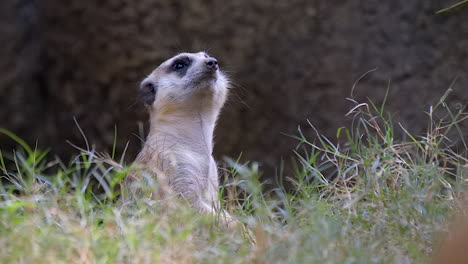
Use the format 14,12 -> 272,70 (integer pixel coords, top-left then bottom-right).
437,0 -> 468,15
0,91 -> 467,263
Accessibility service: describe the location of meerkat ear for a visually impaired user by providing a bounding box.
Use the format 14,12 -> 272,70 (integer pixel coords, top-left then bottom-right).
139,80 -> 158,105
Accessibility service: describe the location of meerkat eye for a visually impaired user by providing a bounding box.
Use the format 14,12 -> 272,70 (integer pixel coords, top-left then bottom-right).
170,57 -> 191,73
174,62 -> 186,70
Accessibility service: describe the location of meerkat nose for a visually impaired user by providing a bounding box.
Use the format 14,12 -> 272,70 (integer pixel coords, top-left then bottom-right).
205,58 -> 219,71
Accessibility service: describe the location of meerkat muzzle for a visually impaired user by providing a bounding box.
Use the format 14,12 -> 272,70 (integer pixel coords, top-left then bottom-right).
205,58 -> 219,71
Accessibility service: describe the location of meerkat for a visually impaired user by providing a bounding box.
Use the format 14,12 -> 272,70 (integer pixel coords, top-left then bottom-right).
126,51 -> 230,218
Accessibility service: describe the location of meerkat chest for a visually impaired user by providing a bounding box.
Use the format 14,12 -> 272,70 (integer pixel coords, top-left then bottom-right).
143,136 -> 211,181
165,148 -> 211,176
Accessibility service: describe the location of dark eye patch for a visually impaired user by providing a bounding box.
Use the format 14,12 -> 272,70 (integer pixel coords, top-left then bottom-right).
169,56 -> 191,76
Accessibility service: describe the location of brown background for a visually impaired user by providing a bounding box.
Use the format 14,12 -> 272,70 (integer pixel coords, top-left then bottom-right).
1,0 -> 467,179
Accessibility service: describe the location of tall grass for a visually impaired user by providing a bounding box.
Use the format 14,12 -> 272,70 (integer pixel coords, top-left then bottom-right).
437,0 -> 468,14
0,91 -> 466,263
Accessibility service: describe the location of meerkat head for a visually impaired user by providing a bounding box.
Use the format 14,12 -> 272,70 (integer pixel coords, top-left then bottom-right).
139,52 -> 228,117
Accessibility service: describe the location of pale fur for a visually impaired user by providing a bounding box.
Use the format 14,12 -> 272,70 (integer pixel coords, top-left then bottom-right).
127,52 -> 230,218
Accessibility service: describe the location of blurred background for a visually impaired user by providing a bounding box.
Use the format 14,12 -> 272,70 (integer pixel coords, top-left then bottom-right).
0,0 -> 467,181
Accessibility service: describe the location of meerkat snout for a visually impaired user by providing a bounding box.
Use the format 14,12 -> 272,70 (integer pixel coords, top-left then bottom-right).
205,58 -> 219,71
